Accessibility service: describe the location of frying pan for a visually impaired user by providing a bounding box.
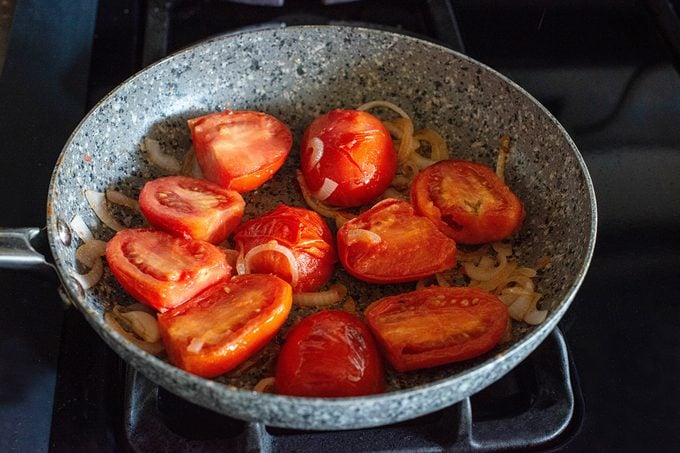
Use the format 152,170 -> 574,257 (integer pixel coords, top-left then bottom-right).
0,26 -> 596,430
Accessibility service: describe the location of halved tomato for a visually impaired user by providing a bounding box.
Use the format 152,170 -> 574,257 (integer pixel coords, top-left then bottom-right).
188,110 -> 293,192
365,286 -> 509,372
411,159 -> 525,244
139,175 -> 245,244
233,205 -> 336,293
158,274 -> 292,378
105,228 -> 230,312
336,198 -> 456,284
299,109 -> 397,207
275,310 -> 385,397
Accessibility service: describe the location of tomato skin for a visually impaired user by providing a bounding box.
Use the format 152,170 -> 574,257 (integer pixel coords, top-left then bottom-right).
158,274 -> 292,378
188,110 -> 293,193
365,287 -> 509,372
336,198 -> 456,284
411,159 -> 525,245
139,175 -> 245,244
233,205 -> 336,293
275,310 -> 385,397
300,109 -> 397,207
105,228 -> 230,312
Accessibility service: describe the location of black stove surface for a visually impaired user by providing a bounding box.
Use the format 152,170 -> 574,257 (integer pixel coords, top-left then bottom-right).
1,0 -> 679,451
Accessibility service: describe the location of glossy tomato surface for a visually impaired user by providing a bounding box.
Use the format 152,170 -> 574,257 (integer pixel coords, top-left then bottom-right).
105,228 -> 230,312
299,109 -> 397,207
158,274 -> 292,378
411,159 -> 525,244
275,310 -> 385,397
139,175 -> 245,244
365,286 -> 509,372
188,110 -> 293,192
233,205 -> 336,293
336,198 -> 456,284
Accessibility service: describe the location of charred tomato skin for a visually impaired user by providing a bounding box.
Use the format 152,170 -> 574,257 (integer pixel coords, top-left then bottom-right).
300,109 -> 397,207
411,159 -> 525,244
365,286 -> 509,372
275,310 -> 385,397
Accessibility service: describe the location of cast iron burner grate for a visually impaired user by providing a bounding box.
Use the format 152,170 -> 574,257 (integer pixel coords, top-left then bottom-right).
122,329 -> 580,452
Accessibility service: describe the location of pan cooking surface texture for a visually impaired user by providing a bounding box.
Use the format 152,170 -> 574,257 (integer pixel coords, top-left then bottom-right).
46,26 -> 595,429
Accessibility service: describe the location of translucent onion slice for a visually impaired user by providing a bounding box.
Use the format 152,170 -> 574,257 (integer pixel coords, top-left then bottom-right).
180,147 -> 203,178
253,377 -> 276,393
243,241 -> 300,288
143,137 -> 181,173
496,135 -> 511,181
357,100 -> 411,119
105,310 -> 164,355
293,284 -> 347,307
106,189 -> 139,211
308,137 -> 324,169
524,308 -> 548,325
345,228 -> 382,246
313,177 -> 338,202
508,293 -> 534,321
113,306 -> 161,343
70,214 -> 94,242
71,257 -> 103,291
75,239 -> 108,268
85,190 -> 126,231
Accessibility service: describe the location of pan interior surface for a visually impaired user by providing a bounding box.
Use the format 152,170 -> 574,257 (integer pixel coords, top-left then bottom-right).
46,26 -> 595,430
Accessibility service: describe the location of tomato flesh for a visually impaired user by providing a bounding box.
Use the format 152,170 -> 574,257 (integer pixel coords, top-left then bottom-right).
139,175 -> 245,244
105,228 -> 230,312
411,159 -> 525,244
365,287 -> 509,372
275,310 -> 385,397
188,110 -> 293,192
300,109 -> 397,207
158,274 -> 292,378
336,198 -> 456,284
234,205 -> 336,293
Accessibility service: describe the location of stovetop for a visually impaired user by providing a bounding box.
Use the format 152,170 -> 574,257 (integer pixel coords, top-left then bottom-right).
1,0 -> 679,451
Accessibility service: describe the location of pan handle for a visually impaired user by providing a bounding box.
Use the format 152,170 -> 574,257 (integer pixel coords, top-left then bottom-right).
0,227 -> 56,273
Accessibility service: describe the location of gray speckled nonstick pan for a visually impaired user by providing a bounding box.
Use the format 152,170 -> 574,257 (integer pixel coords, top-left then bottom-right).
9,26 -> 597,430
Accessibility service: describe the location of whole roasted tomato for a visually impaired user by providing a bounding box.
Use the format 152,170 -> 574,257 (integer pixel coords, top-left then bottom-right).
299,109 -> 397,207
188,110 -> 293,192
365,286 -> 509,372
138,175 -> 245,244
105,228 -> 230,312
411,159 -> 525,244
336,198 -> 456,284
275,310 -> 385,397
158,274 -> 292,378
233,205 -> 336,293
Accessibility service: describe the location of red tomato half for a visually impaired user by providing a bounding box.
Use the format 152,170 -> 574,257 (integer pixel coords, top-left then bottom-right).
411,159 -> 525,244
188,110 -> 293,192
139,175 -> 245,244
365,287 -> 509,372
299,109 -> 397,207
105,229 -> 230,312
233,205 -> 336,293
158,274 -> 292,378
336,198 -> 456,284
275,310 -> 385,397
364,287 -> 509,371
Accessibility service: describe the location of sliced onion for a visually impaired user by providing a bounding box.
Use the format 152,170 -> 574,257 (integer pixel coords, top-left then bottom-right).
313,177 -> 338,202
243,241 -> 300,288
524,308 -> 548,325
85,190 -> 126,231
75,239 -> 108,269
345,228 -> 382,246
105,311 -> 164,355
143,137 -> 181,173
113,307 -> 161,343
496,135 -> 511,181
223,248 -> 240,269
463,251 -> 508,281
187,337 -> 205,354
508,293 -> 534,321
253,377 -> 276,393
293,284 -> 347,307
295,170 -> 355,226
357,100 -> 411,119
180,147 -> 203,178
408,153 -> 438,170
308,137 -> 324,169
106,189 -> 139,211
70,214 -> 94,242
71,258 -> 103,291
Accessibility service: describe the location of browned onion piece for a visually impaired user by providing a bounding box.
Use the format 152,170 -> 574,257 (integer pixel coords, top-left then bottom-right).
293,284 -> 347,307
143,137 -> 180,173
